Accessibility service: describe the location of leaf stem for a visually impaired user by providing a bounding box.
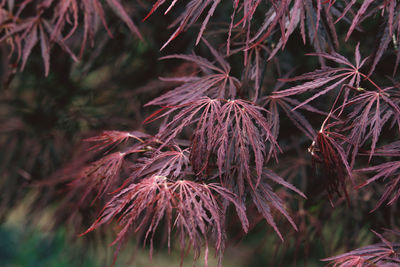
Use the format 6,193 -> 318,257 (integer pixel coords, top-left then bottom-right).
358,71 -> 384,93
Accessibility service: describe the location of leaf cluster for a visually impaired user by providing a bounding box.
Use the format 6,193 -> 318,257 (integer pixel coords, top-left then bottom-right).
3,0 -> 400,266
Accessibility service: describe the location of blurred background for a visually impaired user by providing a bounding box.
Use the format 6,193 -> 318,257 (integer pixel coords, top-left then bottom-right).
0,1 -> 398,266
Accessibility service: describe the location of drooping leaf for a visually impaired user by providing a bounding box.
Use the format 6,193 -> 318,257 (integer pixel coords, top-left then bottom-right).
323,229 -> 400,267
83,177 -> 248,266
357,161 -> 400,210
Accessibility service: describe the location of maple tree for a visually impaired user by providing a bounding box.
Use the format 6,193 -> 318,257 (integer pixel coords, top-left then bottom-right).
1,0 -> 400,266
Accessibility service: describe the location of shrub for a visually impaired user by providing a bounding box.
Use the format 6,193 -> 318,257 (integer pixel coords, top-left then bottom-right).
1,0 -> 400,266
